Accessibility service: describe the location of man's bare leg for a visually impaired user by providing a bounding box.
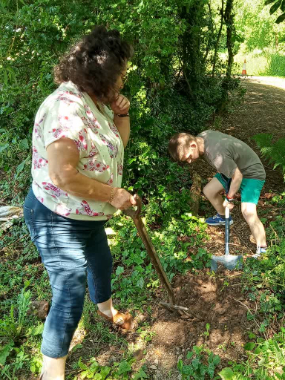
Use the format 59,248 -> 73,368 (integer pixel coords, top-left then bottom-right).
241,202 -> 267,248
203,178 -> 225,215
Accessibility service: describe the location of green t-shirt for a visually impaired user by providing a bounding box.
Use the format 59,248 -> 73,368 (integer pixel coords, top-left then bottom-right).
198,130 -> 266,180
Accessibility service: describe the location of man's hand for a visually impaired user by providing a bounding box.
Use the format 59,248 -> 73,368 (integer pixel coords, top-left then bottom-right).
110,94 -> 130,115
223,199 -> 234,210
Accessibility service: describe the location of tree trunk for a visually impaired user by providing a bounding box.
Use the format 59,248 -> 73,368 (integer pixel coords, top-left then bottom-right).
212,0 -> 224,77
179,1 -> 206,101
189,171 -> 202,216
224,0 -> 234,78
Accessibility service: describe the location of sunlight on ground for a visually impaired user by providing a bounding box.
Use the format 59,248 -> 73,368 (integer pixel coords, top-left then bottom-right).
242,76 -> 285,90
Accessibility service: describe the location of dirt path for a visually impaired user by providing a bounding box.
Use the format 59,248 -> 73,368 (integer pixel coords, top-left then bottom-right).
131,78 -> 285,379
223,77 -> 285,193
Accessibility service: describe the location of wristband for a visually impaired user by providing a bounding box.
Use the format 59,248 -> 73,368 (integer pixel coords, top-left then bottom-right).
109,187 -> 118,203
116,113 -> 129,117
226,195 -> 234,202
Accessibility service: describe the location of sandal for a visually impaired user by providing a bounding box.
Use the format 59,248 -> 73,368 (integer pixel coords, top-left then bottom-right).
97,310 -> 133,330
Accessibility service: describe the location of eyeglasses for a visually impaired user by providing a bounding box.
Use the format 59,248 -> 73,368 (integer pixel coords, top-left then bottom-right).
121,73 -> 128,83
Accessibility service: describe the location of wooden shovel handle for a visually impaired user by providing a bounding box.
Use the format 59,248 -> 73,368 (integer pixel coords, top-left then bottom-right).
124,194 -> 142,218
123,194 -> 175,305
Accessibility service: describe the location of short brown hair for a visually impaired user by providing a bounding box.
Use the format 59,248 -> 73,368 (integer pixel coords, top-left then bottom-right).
168,133 -> 196,161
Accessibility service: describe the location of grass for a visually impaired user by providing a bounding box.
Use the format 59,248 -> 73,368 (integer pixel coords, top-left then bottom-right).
234,51 -> 285,77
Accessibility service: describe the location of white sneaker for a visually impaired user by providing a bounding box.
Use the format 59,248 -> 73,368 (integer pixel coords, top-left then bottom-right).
252,246 -> 267,259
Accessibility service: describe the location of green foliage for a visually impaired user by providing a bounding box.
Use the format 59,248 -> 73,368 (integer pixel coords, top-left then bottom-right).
0,284 -> 33,378
0,0 -> 241,202
109,193 -> 210,308
265,0 -> 285,23
177,345 -> 221,379
0,282 -> 31,344
220,328 -> 285,379
234,51 -> 285,76
253,133 -> 285,181
73,356 -> 148,380
241,192 -> 285,331
235,0 -> 285,53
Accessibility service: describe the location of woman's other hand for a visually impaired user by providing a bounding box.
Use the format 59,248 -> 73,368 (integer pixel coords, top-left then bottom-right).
110,94 -> 130,115
110,188 -> 136,210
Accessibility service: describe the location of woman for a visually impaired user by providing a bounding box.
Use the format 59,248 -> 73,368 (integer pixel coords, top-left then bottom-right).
24,26 -> 136,380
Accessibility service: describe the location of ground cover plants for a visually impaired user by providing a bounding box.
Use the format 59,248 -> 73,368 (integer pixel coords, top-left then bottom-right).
1,145 -> 285,379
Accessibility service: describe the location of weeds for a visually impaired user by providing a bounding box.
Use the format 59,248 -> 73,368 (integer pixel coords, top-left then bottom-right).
177,345 -> 221,379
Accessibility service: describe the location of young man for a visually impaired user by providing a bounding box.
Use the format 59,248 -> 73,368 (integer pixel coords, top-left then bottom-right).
168,130 -> 267,257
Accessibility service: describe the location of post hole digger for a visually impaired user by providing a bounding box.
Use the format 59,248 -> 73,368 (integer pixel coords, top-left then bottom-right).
124,195 -> 197,319
210,205 -> 243,271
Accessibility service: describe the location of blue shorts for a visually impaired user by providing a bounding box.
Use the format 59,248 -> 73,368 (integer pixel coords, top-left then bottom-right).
24,188 -> 112,358
215,173 -> 265,204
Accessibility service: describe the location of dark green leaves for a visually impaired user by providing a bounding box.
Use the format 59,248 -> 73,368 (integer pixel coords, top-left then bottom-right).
264,0 -> 276,5
265,0 -> 285,23
276,12 -> 285,22
270,0 -> 282,14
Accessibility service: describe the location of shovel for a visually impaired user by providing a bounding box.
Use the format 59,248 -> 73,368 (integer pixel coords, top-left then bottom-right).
124,195 -> 196,318
211,205 -> 243,271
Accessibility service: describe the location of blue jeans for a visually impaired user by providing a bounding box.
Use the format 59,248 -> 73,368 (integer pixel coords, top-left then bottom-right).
24,188 -> 112,358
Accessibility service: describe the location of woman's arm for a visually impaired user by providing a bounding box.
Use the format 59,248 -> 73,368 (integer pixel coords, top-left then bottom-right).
47,137 -> 135,209
113,115 -> 130,148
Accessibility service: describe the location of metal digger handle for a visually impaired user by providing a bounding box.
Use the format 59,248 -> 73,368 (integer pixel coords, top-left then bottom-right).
225,204 -> 230,255
225,205 -> 230,219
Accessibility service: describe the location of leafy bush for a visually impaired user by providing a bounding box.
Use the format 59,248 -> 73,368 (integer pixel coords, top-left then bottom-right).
253,133 -> 285,181
0,0 -> 241,203
109,192 -> 210,308
220,328 -> 285,379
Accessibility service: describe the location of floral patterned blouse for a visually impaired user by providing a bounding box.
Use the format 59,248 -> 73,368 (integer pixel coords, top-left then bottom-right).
31,81 -> 124,220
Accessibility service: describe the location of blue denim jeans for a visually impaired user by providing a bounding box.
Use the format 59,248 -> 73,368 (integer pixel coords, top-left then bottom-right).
24,188 -> 112,358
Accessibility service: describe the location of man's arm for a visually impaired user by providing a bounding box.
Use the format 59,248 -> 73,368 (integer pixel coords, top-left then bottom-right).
228,167 -> 243,198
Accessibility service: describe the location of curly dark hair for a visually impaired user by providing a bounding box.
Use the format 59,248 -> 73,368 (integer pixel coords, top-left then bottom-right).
54,25 -> 133,102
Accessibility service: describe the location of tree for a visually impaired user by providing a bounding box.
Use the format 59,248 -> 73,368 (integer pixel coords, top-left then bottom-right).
0,0 -> 239,196
265,0 -> 285,24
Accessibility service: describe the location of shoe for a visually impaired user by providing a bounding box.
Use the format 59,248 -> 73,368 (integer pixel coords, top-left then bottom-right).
205,213 -> 233,226
252,246 -> 267,259
97,310 -> 133,330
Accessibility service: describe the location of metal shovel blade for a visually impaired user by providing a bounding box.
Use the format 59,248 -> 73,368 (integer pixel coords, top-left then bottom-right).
211,254 -> 243,271
211,206 -> 243,271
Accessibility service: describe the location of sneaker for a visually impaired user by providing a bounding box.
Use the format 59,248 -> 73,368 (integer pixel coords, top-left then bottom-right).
252,246 -> 267,259
205,213 -> 233,226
